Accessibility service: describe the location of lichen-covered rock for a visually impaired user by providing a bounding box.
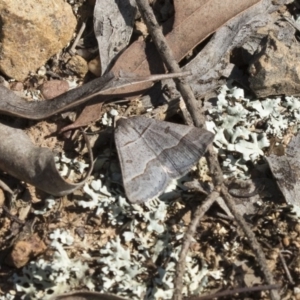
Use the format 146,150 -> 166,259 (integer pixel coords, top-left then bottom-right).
0,0 -> 76,81
249,33 -> 300,98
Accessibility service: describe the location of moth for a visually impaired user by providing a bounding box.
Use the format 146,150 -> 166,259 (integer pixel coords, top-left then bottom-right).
115,116 -> 214,203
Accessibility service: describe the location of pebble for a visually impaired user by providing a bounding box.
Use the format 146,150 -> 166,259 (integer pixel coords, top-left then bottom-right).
10,81 -> 24,91
66,55 -> 89,78
282,235 -> 290,247
7,234 -> 46,268
39,80 -> 69,99
88,56 -> 102,77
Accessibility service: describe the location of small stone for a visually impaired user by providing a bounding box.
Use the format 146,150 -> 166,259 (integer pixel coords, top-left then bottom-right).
37,66 -> 47,77
9,290 -> 16,295
295,287 -> 300,295
109,109 -> 119,117
0,0 -> 77,81
249,33 -> 300,97
10,81 -> 24,91
295,223 -> 300,234
66,55 -> 89,78
7,234 -> 46,268
39,80 -> 69,99
282,236 -> 290,247
88,56 -> 101,77
8,241 -> 32,268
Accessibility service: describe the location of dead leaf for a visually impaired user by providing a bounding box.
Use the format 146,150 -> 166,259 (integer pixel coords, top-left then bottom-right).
0,72 -> 187,121
0,72 -> 115,120
94,0 -> 136,75
59,101 -> 104,133
266,132 -> 300,208
0,122 -> 93,196
59,71 -> 191,132
75,0 -> 261,126
110,0 -> 262,93
141,0 -> 282,107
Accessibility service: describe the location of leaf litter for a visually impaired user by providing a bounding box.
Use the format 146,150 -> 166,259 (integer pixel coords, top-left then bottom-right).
2,0 -> 300,300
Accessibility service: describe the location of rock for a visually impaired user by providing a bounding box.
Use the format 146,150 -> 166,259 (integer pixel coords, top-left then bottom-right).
66,55 -> 89,78
10,81 -> 24,91
88,56 -> 101,77
0,0 -> 76,81
249,33 -> 300,97
39,80 -> 69,99
6,234 -> 46,268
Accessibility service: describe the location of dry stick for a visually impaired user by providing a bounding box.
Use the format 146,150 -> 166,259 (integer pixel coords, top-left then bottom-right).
187,284 -> 280,300
174,191 -> 220,298
279,250 -> 295,285
135,1 -> 281,300
135,0 -> 205,128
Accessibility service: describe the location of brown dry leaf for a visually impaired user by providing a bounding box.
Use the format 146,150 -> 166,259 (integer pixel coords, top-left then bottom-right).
75,0 -> 261,126
110,0 -> 261,93
59,72 -> 191,132
59,101 -> 104,133
143,0 -> 283,105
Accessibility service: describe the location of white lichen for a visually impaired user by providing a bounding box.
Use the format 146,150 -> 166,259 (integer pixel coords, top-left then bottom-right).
209,84 -> 300,178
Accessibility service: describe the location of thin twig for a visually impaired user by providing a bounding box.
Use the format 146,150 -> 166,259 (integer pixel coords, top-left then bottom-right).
279,250 -> 295,285
187,284 -> 280,300
174,191 -> 220,299
135,1 -> 280,300
118,70 -> 192,82
135,0 -> 205,128
69,21 -> 87,55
